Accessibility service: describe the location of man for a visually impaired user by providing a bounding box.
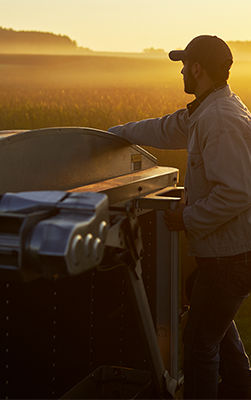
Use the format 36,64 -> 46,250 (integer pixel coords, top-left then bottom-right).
108,35 -> 251,399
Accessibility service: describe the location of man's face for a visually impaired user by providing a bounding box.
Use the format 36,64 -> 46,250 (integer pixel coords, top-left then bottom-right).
181,60 -> 197,94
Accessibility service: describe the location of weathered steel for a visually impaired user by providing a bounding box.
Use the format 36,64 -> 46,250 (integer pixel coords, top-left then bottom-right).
0,126 -> 183,398
0,127 -> 157,193
71,166 -> 178,204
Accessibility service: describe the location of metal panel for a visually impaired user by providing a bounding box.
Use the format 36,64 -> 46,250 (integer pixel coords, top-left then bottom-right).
155,209 -> 181,383
0,128 -> 157,193
0,209 -> 179,399
0,126 -> 184,397
71,166 -> 178,204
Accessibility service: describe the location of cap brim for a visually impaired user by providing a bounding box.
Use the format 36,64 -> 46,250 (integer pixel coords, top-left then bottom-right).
169,50 -> 186,61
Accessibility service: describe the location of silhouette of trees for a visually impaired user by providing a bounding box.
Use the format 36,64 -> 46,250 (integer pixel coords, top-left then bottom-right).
227,41 -> 251,60
228,41 -> 251,52
143,47 -> 167,57
0,27 -> 92,54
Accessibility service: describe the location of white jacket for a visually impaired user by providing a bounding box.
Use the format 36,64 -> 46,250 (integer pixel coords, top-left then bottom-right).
108,85 -> 251,257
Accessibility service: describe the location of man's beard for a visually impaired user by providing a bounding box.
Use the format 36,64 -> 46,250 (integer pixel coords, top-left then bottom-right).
184,68 -> 197,94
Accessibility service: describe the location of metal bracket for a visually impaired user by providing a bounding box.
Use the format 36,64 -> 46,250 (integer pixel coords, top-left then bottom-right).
136,186 -> 184,210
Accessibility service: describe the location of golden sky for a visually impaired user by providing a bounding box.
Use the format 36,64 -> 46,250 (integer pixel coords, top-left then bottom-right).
2,0 -> 251,52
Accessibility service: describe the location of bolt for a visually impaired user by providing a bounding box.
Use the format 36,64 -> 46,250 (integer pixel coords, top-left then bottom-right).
98,220 -> 108,240
71,234 -> 84,266
84,233 -> 93,258
93,237 -> 103,262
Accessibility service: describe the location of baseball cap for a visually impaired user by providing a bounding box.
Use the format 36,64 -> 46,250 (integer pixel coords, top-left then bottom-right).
169,35 -> 233,70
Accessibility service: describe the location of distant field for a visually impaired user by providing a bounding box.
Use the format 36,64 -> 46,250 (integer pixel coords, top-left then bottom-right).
1,53 -> 250,181
0,53 -> 251,358
1,54 -> 250,131
0,53 -> 192,180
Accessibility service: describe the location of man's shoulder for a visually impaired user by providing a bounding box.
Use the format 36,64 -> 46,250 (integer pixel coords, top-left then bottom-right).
199,91 -> 250,125
195,94 -> 251,146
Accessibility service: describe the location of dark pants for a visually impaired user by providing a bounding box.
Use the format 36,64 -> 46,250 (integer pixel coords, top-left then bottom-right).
183,251 -> 251,399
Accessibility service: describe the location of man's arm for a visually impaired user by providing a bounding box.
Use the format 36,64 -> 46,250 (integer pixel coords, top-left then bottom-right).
183,112 -> 251,239
108,108 -> 189,149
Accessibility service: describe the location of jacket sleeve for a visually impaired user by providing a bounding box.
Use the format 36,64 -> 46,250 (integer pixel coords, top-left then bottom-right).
108,108 -> 189,149
183,107 -> 251,239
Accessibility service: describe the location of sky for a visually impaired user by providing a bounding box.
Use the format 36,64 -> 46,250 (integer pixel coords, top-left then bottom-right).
1,0 -> 251,52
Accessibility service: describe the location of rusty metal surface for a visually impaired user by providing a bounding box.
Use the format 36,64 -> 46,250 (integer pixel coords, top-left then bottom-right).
70,166 -> 178,204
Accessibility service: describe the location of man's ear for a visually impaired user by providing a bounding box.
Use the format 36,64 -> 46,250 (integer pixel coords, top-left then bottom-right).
191,62 -> 203,79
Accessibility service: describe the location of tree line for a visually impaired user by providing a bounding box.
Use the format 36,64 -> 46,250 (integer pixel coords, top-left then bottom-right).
0,27 -> 92,54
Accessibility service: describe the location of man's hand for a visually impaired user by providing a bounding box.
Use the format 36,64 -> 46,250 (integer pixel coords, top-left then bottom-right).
164,203 -> 186,231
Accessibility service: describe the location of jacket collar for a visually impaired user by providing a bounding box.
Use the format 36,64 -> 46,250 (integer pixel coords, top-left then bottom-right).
187,86 -> 217,116
187,84 -> 232,124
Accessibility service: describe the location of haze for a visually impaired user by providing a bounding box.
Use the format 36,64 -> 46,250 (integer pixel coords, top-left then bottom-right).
2,0 -> 251,52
